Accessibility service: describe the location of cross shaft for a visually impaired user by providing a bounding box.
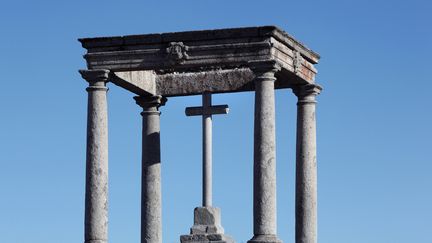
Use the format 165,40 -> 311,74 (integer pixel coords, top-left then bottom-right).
185,92 -> 229,207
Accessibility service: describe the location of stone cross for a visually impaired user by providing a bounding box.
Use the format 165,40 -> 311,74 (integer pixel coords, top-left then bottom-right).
183,91 -> 234,243
185,91 -> 229,207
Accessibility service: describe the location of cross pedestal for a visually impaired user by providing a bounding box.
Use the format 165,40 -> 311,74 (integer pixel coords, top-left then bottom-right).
180,207 -> 234,243
181,92 -> 234,243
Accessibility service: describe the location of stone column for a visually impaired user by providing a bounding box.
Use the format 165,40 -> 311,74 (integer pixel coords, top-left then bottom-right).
293,84 -> 322,243
248,61 -> 282,243
134,95 -> 167,243
79,69 -> 110,243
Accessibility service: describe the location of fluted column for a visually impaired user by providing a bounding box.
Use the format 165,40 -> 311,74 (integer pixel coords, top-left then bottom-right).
248,61 -> 282,243
293,84 -> 322,243
79,69 -> 110,243
134,95 -> 167,243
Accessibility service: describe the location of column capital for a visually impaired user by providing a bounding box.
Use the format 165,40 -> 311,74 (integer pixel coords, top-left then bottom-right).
293,83 -> 322,104
79,69 -> 110,84
249,60 -> 281,82
134,95 -> 167,110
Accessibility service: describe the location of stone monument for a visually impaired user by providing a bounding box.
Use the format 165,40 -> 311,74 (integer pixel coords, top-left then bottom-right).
78,26 -> 322,243
181,91 -> 234,243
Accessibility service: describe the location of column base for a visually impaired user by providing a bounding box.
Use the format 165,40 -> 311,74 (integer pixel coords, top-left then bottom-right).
180,206 -> 235,243
247,234 -> 282,243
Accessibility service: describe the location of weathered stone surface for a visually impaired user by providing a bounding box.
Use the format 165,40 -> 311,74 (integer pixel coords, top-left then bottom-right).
112,70 -> 156,96
248,234 -> 282,243
78,26 -> 323,243
135,95 -> 167,243
185,104 -> 229,116
249,63 -> 282,243
182,93 -> 233,243
79,26 -> 319,70
79,26 -> 320,97
181,207 -> 235,243
79,69 -> 110,243
111,68 -> 309,97
189,207 -> 224,234
156,68 -> 255,97
293,84 -> 322,243
185,93 -> 229,207
193,207 -> 222,228
181,233 -> 235,243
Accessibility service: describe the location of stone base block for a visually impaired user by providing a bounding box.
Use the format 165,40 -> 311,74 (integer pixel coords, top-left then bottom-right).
180,233 -> 235,243
194,207 -> 221,226
181,206 -> 235,243
191,224 -> 224,234
247,234 -> 282,243
191,207 -> 224,234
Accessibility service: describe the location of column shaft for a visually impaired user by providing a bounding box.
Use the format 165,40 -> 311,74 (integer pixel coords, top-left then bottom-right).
294,84 -> 321,243
135,96 -> 166,243
254,79 -> 276,235
203,92 -> 212,207
81,70 -> 110,243
249,62 -> 281,243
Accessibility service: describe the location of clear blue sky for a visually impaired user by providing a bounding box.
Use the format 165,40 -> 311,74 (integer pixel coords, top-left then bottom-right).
0,1 -> 431,243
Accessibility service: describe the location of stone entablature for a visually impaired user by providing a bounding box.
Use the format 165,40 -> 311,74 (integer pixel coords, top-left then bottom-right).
79,26 -> 319,97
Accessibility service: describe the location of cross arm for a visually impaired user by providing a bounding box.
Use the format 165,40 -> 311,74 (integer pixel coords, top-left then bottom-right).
185,105 -> 229,116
